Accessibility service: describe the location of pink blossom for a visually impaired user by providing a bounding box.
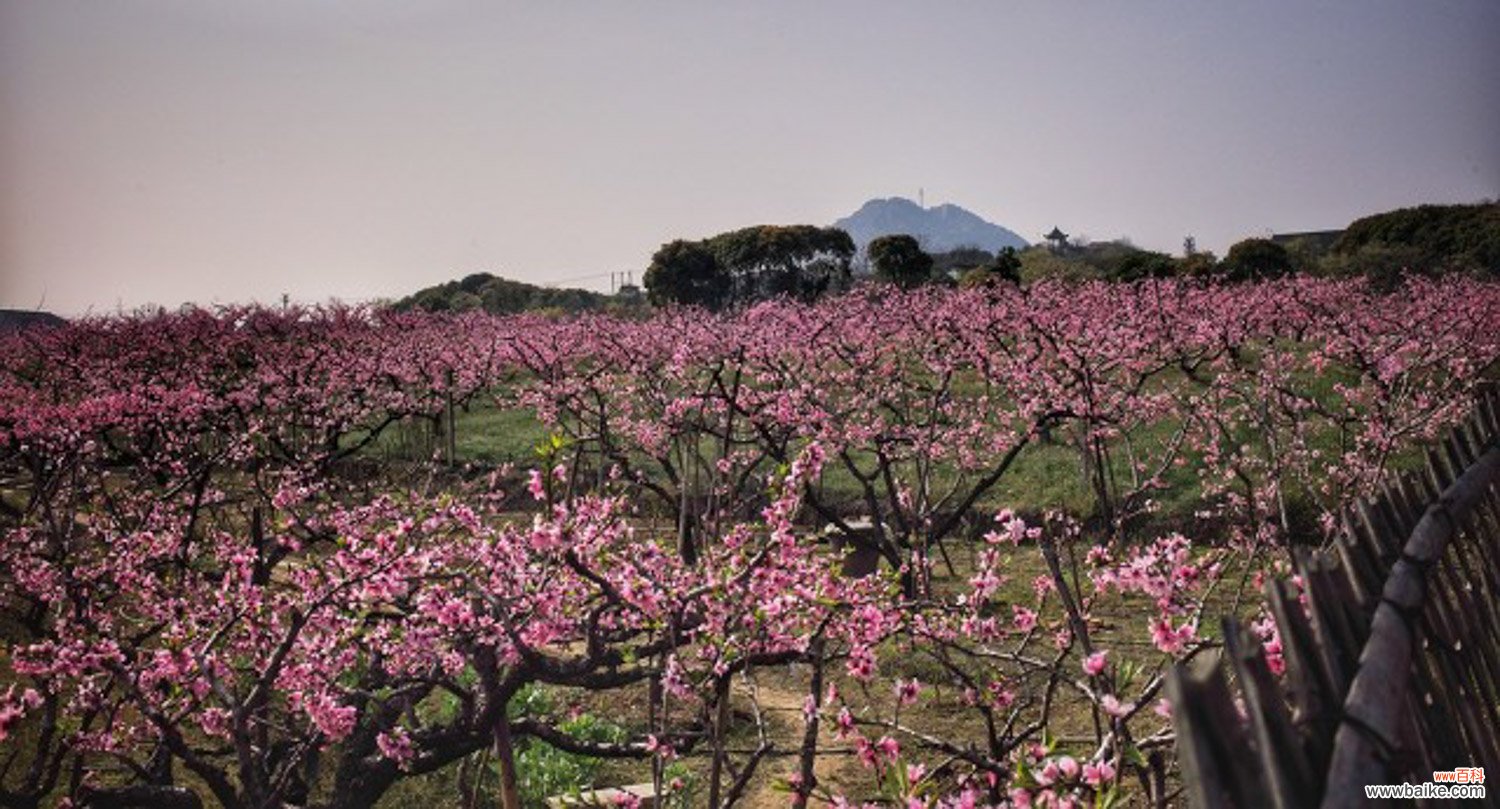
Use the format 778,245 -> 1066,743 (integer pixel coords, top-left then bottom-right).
304,693 -> 357,741
1100,694 -> 1134,719
835,707 -> 857,739
989,681 -> 1016,709
1082,650 -> 1108,676
1151,617 -> 1197,654
0,692 -> 30,742
1012,606 -> 1038,633
644,734 -> 677,761
376,728 -> 415,769
1083,760 -> 1116,787
198,708 -> 231,739
846,646 -> 877,681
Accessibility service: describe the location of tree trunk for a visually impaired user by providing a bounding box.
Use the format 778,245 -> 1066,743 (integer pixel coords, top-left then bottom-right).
707,675 -> 731,808
792,644 -> 825,809
492,718 -> 524,809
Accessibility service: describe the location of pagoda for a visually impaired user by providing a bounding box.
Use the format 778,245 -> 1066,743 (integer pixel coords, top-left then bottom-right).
1044,227 -> 1069,252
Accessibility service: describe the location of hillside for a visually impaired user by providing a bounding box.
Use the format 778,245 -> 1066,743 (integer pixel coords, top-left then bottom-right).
1334,202 -> 1500,276
0,309 -> 66,334
392,272 -> 631,315
834,197 -> 1029,254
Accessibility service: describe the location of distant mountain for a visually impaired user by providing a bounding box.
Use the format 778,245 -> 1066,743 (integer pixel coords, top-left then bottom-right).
0,309 -> 65,334
834,197 -> 1029,254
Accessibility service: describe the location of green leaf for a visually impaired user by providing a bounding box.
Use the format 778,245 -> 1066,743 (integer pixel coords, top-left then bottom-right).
1013,757 -> 1037,789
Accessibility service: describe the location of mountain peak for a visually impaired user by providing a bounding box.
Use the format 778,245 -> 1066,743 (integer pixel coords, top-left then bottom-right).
834,198 -> 1028,254
853,196 -> 924,212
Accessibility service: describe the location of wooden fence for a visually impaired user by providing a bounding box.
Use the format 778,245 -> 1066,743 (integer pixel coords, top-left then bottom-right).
1168,385 -> 1500,807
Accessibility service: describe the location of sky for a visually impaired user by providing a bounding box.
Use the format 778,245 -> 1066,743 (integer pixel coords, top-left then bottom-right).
2,2 -> 1496,316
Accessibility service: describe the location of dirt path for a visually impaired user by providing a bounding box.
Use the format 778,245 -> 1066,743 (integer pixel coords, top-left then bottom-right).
733,668 -> 860,808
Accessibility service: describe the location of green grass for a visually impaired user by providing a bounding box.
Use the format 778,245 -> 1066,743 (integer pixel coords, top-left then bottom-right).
362,399 -> 549,467
452,402 -> 549,465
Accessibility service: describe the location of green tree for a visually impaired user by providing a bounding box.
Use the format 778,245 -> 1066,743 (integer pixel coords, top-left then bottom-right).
961,246 -> 1023,288
930,247 -> 995,276
1106,249 -> 1176,282
643,226 -> 854,310
706,225 -> 855,303
1221,238 -> 1292,282
1018,245 -> 1097,284
958,266 -> 1003,289
643,240 -> 730,310
406,288 -> 454,312
478,278 -> 539,313
868,234 -> 934,289
1316,243 -> 1431,292
449,291 -> 483,312
1072,241 -> 1138,277
458,272 -> 497,293
991,246 -> 1023,283
1176,251 -> 1220,278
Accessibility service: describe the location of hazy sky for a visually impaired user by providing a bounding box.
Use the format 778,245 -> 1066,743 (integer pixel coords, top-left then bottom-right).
3,2 -> 1496,315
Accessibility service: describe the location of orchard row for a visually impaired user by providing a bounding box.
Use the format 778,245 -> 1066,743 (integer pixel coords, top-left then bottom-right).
1,276 -> 1496,807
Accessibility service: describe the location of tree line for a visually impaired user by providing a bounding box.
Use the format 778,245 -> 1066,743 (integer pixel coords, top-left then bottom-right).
392,202 -> 1498,315
642,201 -> 1498,307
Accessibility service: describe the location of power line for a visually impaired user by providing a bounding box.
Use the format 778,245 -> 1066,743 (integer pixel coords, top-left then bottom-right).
539,271 -> 616,289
